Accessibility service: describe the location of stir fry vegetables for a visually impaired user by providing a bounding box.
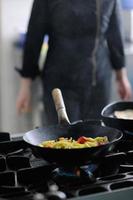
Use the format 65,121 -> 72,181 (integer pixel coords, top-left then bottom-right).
39,136 -> 109,149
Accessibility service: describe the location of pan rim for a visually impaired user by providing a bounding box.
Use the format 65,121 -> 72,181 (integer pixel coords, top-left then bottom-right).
101,100 -> 133,121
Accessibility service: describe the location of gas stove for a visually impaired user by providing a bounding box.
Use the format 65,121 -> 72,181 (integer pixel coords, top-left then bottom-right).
0,131 -> 133,200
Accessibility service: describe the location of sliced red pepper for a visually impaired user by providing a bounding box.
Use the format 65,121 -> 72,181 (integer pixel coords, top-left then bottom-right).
77,136 -> 88,144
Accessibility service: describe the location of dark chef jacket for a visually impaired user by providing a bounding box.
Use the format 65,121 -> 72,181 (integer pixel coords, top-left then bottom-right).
16,0 -> 125,122
18,0 -> 125,85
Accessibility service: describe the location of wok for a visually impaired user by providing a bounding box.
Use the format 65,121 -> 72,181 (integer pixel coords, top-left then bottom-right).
101,101 -> 133,133
23,89 -> 123,166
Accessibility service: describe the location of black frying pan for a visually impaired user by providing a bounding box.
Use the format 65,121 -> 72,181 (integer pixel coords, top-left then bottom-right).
101,101 -> 133,133
23,89 -> 123,166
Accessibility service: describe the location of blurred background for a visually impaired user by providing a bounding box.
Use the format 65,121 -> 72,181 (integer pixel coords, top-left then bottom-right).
0,0 -> 133,134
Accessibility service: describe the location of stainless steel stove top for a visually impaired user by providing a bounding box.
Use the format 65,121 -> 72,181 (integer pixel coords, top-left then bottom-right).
69,187 -> 133,200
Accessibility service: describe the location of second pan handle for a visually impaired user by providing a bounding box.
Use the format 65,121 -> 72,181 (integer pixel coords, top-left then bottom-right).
52,88 -> 70,125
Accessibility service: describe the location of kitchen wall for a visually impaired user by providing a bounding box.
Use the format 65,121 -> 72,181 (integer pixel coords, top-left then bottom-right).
0,1 -> 133,134
0,0 -> 42,134
0,1 -> 2,129
111,8 -> 133,101
123,10 -> 133,42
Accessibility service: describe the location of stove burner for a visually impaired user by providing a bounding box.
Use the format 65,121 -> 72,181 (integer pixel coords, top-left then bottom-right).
52,165 -> 96,187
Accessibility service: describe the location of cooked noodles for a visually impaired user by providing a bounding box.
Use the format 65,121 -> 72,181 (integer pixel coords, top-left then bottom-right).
39,136 -> 109,149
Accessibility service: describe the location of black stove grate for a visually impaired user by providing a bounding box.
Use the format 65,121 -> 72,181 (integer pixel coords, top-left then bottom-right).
0,132 -> 133,200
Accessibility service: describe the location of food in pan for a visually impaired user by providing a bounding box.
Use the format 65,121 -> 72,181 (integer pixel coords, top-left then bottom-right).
39,136 -> 109,149
114,109 -> 133,120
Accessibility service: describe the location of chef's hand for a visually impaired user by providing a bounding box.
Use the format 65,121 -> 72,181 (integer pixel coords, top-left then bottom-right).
16,78 -> 32,114
115,68 -> 132,100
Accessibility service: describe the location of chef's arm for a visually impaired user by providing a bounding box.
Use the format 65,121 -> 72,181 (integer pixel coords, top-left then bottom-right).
16,0 -> 49,113
114,68 -> 132,100
107,0 -> 125,70
106,0 -> 132,100
16,0 -> 48,80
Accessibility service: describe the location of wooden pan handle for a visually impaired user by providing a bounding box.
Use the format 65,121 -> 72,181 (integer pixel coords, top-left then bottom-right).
52,88 -> 70,125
